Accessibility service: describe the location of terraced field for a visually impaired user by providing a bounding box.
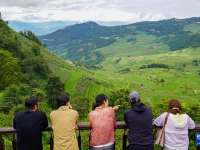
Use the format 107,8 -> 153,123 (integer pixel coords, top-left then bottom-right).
56,46 -> 200,109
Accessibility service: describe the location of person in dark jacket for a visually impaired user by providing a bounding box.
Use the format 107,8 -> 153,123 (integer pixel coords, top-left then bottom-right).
13,96 -> 48,150
124,91 -> 154,150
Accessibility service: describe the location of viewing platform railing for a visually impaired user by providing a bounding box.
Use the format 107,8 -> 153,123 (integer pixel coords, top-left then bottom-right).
0,121 -> 200,150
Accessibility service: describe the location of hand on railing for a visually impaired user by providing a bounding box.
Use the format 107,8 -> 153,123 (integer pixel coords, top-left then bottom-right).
113,105 -> 121,111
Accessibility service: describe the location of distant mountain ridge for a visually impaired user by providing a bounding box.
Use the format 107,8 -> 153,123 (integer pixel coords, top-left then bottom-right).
38,17 -> 200,65
7,21 -> 77,35
8,21 -> 129,36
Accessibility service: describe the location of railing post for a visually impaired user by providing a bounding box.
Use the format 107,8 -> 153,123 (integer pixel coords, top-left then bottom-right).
50,132 -> 53,150
89,132 -> 91,150
12,134 -> 17,150
123,129 -> 127,150
0,135 -> 4,150
78,130 -> 81,150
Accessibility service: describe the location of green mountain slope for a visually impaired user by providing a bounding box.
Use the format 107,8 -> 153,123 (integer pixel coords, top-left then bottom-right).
38,17 -> 200,66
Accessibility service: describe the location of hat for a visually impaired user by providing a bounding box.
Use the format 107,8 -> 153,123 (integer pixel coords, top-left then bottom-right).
129,91 -> 140,101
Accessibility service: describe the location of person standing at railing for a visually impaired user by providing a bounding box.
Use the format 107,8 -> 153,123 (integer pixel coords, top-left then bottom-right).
154,99 -> 195,150
50,94 -> 79,150
124,91 -> 154,150
13,96 -> 48,150
89,94 -> 121,150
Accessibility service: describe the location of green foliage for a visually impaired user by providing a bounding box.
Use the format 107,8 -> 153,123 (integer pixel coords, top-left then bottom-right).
19,55 -> 51,78
45,74 -> 65,109
0,50 -> 23,91
161,33 -> 200,51
108,89 -> 130,121
118,68 -> 130,73
115,58 -> 122,63
31,42 -> 40,56
0,85 -> 23,113
139,63 -> 169,69
32,88 -> 45,101
127,38 -> 137,43
72,96 -> 89,120
20,30 -> 42,46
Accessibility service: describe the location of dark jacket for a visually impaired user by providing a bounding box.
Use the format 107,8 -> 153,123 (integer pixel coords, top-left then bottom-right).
124,102 -> 153,145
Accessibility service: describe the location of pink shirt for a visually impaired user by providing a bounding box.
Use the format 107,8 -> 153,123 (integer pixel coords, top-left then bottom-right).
154,112 -> 195,149
89,107 -> 117,146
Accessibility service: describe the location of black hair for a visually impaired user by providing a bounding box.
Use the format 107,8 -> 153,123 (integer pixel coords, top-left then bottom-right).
92,94 -> 107,110
57,94 -> 70,108
25,96 -> 40,110
130,98 -> 139,105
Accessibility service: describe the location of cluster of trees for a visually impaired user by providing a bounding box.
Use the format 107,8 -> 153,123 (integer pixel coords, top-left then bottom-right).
161,33 -> 200,51
0,50 -> 22,91
20,30 -> 42,46
139,63 -> 169,69
118,68 -> 130,73
127,38 -> 137,43
192,59 -> 200,66
115,58 -> 122,63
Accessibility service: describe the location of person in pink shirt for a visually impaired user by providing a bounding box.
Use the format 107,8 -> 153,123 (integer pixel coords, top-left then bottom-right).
89,94 -> 120,150
154,99 -> 195,150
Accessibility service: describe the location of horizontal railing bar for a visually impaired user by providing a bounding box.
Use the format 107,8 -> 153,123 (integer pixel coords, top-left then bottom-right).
0,121 -> 200,135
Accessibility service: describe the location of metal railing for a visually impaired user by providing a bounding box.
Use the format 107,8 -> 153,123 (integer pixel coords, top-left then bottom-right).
0,121 -> 200,150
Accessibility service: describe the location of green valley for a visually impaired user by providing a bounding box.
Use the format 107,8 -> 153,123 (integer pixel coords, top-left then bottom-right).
0,17 -> 200,150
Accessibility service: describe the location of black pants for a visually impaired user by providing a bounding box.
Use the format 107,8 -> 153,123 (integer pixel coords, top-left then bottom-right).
127,144 -> 154,150
91,143 -> 114,150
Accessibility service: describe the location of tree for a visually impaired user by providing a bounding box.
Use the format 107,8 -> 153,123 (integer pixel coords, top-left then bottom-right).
45,74 -> 65,109
0,85 -> 23,114
108,89 -> 131,120
72,96 -> 89,120
0,50 -> 22,91
31,42 -> 40,56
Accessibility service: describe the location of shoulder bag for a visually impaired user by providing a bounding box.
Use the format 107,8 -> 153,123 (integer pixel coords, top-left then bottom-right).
154,112 -> 170,147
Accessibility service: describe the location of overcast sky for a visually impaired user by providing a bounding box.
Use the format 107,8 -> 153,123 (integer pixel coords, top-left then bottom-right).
1,0 -> 200,23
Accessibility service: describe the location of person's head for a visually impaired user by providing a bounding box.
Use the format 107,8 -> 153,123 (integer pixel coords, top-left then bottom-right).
25,96 -> 40,111
57,94 -> 70,108
129,91 -> 141,105
168,99 -> 183,114
92,94 -> 108,110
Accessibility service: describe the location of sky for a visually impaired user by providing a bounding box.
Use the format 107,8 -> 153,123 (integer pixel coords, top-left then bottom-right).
1,0 -> 200,24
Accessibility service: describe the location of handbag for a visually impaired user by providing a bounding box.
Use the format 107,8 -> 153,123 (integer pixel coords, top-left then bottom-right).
154,112 -> 169,147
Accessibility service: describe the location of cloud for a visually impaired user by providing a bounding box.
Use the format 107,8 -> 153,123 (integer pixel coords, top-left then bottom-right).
1,0 -> 200,23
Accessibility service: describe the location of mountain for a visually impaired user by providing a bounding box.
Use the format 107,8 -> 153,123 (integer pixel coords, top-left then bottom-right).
38,17 -> 200,66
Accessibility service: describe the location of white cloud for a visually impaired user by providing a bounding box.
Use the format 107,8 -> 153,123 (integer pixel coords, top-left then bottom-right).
1,0 -> 200,23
